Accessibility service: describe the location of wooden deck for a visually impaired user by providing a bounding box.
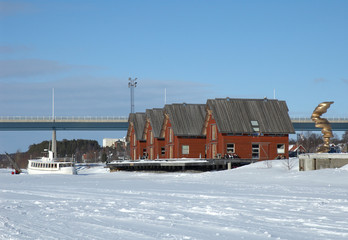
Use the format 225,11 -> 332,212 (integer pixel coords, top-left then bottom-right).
107,158 -> 256,172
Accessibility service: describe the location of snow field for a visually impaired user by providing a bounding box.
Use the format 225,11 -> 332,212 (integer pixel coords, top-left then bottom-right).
1,159 -> 348,239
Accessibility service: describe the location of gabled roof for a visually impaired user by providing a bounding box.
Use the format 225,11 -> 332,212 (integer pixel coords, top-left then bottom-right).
145,108 -> 164,138
289,144 -> 306,152
164,103 -> 206,137
206,98 -> 295,134
127,112 -> 146,141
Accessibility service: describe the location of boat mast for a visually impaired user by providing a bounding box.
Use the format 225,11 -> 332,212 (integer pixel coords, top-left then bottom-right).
52,88 -> 57,158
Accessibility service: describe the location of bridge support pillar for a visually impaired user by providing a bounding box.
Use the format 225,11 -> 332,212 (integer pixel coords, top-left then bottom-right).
52,129 -> 57,158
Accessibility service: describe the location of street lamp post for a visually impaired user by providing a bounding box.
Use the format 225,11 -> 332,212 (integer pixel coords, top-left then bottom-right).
128,77 -> 137,113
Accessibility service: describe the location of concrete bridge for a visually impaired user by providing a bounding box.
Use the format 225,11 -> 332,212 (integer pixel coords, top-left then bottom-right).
0,116 -> 348,131
291,118 -> 348,131
0,116 -> 128,131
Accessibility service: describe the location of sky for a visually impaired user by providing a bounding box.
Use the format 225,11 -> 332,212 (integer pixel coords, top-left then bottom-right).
1,0 -> 348,153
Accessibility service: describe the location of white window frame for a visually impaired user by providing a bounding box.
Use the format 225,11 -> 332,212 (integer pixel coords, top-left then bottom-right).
150,130 -> 153,145
251,120 -> 260,132
150,147 -> 153,160
226,143 -> 235,153
182,145 -> 189,155
169,128 -> 173,143
211,124 -> 217,140
252,144 -> 259,159
277,144 -> 285,154
212,143 -> 217,158
169,145 -> 173,158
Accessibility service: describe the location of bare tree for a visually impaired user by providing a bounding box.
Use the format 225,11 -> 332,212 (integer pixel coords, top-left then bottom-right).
342,131 -> 348,143
283,158 -> 296,171
263,160 -> 272,168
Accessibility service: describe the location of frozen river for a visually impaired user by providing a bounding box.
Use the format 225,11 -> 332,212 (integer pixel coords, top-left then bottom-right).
1,159 -> 348,239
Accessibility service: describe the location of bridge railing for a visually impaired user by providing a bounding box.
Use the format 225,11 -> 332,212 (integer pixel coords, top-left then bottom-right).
1,116 -> 348,122
0,116 -> 129,121
290,117 -> 348,122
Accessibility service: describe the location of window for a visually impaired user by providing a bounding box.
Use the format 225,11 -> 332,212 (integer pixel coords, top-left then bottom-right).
150,131 -> 153,145
169,145 -> 173,158
161,147 -> 165,155
226,143 -> 235,153
212,143 -> 217,158
277,144 -> 285,154
251,120 -> 259,132
251,120 -> 258,126
150,148 -> 153,160
182,145 -> 189,155
169,128 -> 173,143
252,144 -> 259,159
211,124 -> 217,140
133,133 -> 136,146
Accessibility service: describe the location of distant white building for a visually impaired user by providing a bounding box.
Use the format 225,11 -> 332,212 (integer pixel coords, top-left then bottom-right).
103,137 -> 126,148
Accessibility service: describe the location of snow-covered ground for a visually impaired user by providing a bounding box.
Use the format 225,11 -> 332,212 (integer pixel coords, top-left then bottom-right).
1,159 -> 348,240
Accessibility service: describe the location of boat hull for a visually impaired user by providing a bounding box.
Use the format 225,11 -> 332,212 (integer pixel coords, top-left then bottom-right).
27,159 -> 77,175
27,167 -> 77,175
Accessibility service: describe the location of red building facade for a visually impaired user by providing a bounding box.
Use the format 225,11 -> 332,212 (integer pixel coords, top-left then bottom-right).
160,104 -> 206,159
203,98 -> 294,160
126,98 -> 294,161
143,109 -> 166,160
126,113 -> 147,160
205,116 -> 290,160
161,117 -> 206,159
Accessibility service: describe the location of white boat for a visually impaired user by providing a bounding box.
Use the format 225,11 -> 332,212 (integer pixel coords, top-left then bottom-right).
27,151 -> 77,175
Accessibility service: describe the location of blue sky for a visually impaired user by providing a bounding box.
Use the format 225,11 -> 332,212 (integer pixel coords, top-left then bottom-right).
1,0 -> 348,153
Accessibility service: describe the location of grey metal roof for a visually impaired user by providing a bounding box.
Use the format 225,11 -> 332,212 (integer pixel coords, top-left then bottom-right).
128,112 -> 146,141
206,98 -> 295,134
145,108 -> 164,138
164,103 -> 206,136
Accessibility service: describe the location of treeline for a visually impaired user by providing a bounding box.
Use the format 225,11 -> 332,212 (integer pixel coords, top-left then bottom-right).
290,131 -> 348,153
1,139 -> 128,169
27,139 -> 101,158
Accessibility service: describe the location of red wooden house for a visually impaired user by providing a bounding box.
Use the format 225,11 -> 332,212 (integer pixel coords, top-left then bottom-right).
289,144 -> 306,157
126,113 -> 147,160
143,108 -> 165,160
160,103 -> 206,159
289,144 -> 306,153
203,98 -> 295,160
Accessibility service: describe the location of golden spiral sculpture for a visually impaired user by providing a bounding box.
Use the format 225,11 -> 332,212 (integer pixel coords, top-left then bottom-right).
311,102 -> 334,153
